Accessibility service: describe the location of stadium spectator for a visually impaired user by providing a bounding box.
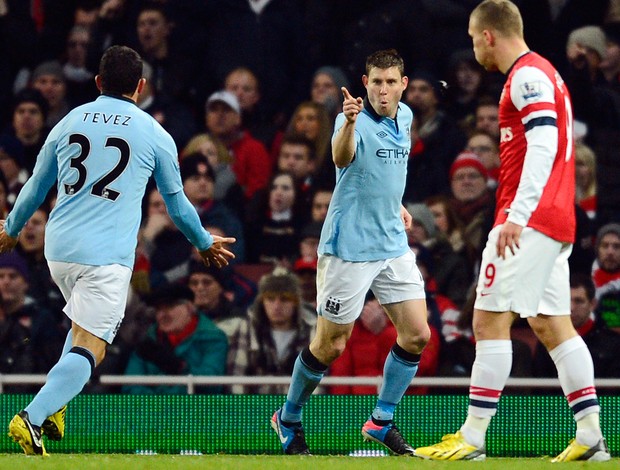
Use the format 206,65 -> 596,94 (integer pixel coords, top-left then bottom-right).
574,142 -> 598,220
0,133 -> 27,208
310,187 -> 332,223
472,96 -> 500,139
310,65 -> 349,123
425,194 -> 471,263
227,268 -> 315,395
407,202 -> 472,309
279,101 -> 334,189
592,223 -> 620,332
448,152 -> 495,270
292,221 -> 322,308
61,25 -> 97,106
186,259 -> 245,343
0,252 -> 64,373
204,90 -> 272,202
404,70 -> 467,203
180,153 -> 245,263
123,282 -> 228,395
533,273 -> 620,381
465,129 -> 500,189
30,60 -> 71,128
600,22 -> 620,92
276,133 -> 319,224
224,66 -> 278,152
6,88 -> 49,173
245,171 -> 303,266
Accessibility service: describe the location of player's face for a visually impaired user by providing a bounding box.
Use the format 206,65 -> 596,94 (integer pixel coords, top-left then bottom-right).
269,174 -> 295,213
19,209 -> 47,253
262,292 -> 296,330
277,143 -> 313,179
188,273 -> 222,310
597,233 -> 620,272
225,70 -> 260,111
363,66 -> 407,118
570,286 -> 594,328
469,17 -> 498,72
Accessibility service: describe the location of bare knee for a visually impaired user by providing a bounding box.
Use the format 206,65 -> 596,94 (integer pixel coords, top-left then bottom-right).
398,325 -> 431,354
310,335 -> 348,365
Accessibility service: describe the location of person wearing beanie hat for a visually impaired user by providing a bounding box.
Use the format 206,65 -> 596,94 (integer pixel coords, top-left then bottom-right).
311,66 -> 350,118
227,266 -> 315,395
10,88 -> 49,173
31,60 -> 71,128
186,259 -> 244,341
123,279 -> 228,395
406,202 -> 437,242
417,2 -> 610,463
567,26 -> 607,61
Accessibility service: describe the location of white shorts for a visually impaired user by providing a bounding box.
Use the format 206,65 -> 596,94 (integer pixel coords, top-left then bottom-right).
474,225 -> 572,317
49,261 -> 132,343
316,250 -> 425,324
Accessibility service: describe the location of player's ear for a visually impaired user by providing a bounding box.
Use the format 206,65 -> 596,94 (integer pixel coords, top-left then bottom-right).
136,78 -> 146,95
94,75 -> 103,92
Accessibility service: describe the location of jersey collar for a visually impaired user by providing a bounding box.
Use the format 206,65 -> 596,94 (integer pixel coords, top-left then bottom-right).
101,92 -> 137,105
505,50 -> 532,76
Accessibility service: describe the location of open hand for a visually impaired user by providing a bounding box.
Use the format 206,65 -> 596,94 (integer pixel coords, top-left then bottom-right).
199,235 -> 236,268
0,221 -> 18,253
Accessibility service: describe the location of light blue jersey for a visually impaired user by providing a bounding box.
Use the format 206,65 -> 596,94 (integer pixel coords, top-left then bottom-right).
318,100 -> 413,261
5,94 -> 212,268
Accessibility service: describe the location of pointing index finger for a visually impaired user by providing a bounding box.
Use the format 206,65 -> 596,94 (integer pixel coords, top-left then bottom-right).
341,87 -> 353,100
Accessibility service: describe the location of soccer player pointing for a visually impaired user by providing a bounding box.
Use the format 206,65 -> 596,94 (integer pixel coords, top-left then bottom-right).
415,1 -> 609,462
271,49 -> 429,456
5,45 -> 235,456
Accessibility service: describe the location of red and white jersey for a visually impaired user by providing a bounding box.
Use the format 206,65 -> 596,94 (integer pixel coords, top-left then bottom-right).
496,52 -> 575,243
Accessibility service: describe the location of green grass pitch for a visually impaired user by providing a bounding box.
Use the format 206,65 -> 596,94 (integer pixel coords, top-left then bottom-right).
0,454 -> 617,469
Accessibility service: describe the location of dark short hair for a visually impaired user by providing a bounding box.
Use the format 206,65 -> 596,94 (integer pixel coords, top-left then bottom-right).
180,152 -> 216,183
280,133 -> 316,159
570,272 -> 595,301
98,45 -> 143,96
365,49 -> 404,77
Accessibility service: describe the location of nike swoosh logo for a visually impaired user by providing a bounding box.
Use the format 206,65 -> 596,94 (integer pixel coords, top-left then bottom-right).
277,424 -> 288,445
24,417 -> 42,449
480,292 -> 491,297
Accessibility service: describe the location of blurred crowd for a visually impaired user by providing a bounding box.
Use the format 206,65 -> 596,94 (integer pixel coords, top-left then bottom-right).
1,0 -> 620,395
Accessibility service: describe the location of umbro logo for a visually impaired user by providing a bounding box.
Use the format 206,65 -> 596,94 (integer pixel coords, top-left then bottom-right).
376,131 -> 388,138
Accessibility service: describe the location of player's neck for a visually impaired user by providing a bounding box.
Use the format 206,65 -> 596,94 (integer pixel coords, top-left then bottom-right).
497,40 -> 529,74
